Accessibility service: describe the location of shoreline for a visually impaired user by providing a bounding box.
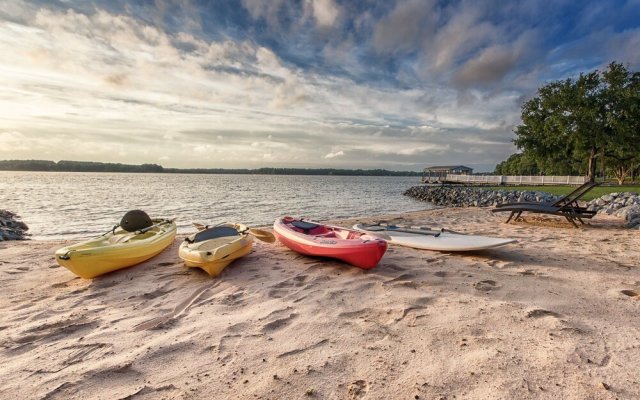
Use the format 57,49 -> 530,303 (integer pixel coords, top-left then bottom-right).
1,208 -> 639,399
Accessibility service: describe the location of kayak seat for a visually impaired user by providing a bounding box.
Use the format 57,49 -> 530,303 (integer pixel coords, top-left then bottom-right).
109,233 -> 136,244
188,226 -> 239,244
290,220 -> 319,230
290,220 -> 328,235
313,232 -> 336,238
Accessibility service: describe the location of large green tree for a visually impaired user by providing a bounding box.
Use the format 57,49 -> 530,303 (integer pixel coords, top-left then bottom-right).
600,63 -> 640,183
508,62 -> 640,183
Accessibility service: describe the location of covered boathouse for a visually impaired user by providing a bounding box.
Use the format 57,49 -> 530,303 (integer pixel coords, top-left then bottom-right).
422,165 -> 473,182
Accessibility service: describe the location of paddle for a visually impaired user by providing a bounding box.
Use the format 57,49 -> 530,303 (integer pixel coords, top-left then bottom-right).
379,222 -> 433,230
101,218 -> 174,237
360,223 -> 442,237
137,218 -> 175,234
192,222 -> 276,243
245,228 -> 276,243
299,218 -> 392,241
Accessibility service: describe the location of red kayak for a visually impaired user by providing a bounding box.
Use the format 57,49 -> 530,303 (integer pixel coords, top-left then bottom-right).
273,216 -> 388,269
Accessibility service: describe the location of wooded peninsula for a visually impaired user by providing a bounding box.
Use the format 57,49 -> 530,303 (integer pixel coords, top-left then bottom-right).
0,159 -> 421,176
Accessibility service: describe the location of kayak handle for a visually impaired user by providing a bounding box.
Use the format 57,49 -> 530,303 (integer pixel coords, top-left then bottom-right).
58,250 -> 73,260
136,218 -> 175,234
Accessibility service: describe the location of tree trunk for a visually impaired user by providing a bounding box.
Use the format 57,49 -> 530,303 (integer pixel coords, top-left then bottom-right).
587,148 -> 597,182
614,165 -> 627,185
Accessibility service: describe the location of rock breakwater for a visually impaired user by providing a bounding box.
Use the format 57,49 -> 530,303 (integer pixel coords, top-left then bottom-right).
404,185 -> 640,228
0,210 -> 29,240
403,185 -> 558,208
586,192 -> 640,228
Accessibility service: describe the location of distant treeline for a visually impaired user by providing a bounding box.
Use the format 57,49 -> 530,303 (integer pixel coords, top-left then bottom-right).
0,160 -> 164,173
0,160 -> 421,176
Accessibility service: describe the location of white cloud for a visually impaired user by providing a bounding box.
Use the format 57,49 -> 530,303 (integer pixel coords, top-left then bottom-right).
0,131 -> 29,152
311,0 -> 340,28
324,150 -> 344,159
373,0 -> 437,55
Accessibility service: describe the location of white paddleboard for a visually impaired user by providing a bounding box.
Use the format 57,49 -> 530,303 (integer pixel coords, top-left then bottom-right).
353,224 -> 516,251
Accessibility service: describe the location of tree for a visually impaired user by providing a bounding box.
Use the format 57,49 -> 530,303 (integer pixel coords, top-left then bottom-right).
600,63 -> 640,184
510,62 -> 640,183
494,151 -> 540,175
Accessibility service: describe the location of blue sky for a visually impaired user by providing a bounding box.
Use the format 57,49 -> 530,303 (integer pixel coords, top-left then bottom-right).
1,0 -> 638,171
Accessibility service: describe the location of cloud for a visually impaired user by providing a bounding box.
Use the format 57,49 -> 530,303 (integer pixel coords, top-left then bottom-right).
452,45 -> 520,88
429,6 -> 501,74
0,1 -> 637,171
241,0 -> 290,30
373,0 -> 437,55
0,131 -> 30,152
310,0 -> 341,28
324,150 -> 344,159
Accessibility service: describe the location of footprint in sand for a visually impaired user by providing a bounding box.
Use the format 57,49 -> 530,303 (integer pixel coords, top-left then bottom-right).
133,283 -> 215,331
274,274 -> 308,289
217,334 -> 242,362
34,343 -> 112,373
262,313 -> 298,332
473,280 -> 499,292
526,309 -> 561,318
267,288 -> 288,299
384,263 -> 407,272
119,385 -> 182,399
383,273 -> 418,285
8,317 -> 98,349
621,289 -> 639,298
348,380 -> 369,399
220,290 -> 247,306
140,286 -> 173,300
226,322 -> 251,334
485,260 -> 512,269
157,262 -> 175,267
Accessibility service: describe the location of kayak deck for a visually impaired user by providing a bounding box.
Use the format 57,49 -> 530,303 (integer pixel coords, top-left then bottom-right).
179,223 -> 254,277
55,220 -> 177,279
274,217 -> 387,269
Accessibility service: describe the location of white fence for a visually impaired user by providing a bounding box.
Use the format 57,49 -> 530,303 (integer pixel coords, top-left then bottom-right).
423,174 -> 589,185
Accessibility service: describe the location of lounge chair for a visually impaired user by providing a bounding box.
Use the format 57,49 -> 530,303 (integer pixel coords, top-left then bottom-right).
495,181 -> 598,208
492,182 -> 599,227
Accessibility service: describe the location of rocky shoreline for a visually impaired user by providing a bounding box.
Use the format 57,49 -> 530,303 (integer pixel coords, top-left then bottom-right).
0,210 -> 29,241
404,185 -> 640,228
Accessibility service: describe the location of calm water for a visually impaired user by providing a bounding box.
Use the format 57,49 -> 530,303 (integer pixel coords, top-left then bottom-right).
0,172 -> 432,239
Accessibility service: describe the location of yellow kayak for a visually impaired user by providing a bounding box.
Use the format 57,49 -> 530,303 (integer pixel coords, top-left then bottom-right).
179,223 -> 254,277
55,217 -> 177,279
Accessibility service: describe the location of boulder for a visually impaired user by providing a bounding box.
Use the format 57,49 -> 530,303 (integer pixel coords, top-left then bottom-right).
0,210 -> 29,241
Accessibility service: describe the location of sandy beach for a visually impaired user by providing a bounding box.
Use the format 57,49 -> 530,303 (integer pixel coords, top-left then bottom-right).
1,207 -> 638,400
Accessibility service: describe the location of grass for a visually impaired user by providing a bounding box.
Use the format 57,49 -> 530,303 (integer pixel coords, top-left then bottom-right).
483,185 -> 640,201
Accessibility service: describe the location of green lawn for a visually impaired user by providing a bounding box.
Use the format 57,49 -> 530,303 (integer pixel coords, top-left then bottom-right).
483,185 -> 640,201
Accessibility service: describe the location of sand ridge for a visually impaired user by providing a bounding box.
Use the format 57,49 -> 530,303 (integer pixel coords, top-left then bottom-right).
0,208 -> 639,399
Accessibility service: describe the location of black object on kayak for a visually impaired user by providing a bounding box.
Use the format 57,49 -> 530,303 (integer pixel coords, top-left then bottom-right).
290,220 -> 320,233
187,226 -> 239,244
120,210 -> 153,232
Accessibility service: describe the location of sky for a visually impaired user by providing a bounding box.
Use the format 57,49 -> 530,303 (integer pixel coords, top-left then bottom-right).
1,0 -> 639,171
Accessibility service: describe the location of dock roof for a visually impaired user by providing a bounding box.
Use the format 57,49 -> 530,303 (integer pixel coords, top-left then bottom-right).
423,165 -> 472,171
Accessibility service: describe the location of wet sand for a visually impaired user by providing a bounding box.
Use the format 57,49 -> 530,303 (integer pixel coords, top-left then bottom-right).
0,208 -> 639,399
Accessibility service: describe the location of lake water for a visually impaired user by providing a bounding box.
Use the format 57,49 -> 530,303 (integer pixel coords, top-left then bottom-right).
0,172 -> 432,239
